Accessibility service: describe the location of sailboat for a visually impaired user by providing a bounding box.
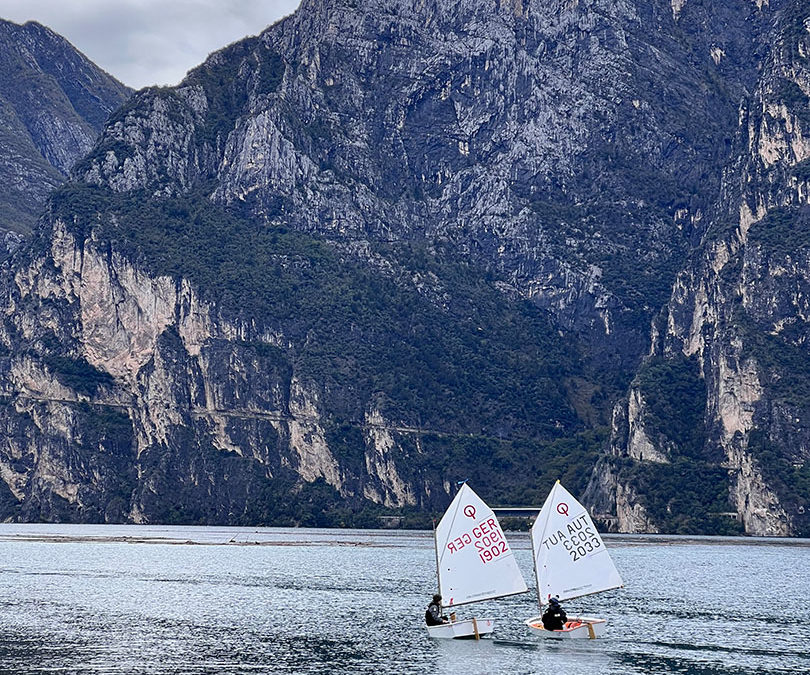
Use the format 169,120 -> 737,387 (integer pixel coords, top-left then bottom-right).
427,483 -> 528,639
525,480 -> 623,639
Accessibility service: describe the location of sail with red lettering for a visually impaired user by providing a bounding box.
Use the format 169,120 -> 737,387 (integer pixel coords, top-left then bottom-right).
530,481 -> 623,605
434,483 -> 528,607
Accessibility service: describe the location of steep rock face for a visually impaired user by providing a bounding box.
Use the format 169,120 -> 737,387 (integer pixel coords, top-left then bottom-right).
0,19 -> 131,251
1,171 -> 587,522
77,0 -> 774,373
0,216 -> 449,522
596,4 -> 810,536
2,0 -> 809,529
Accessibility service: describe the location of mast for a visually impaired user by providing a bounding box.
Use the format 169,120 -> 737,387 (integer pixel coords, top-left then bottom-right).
529,512 -> 542,610
433,519 -> 442,599
433,480 -> 465,602
529,480 -> 558,610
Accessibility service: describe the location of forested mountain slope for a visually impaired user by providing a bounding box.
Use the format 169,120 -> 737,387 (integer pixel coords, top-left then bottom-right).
0,19 -> 131,254
0,1 -> 807,534
589,2 -> 810,536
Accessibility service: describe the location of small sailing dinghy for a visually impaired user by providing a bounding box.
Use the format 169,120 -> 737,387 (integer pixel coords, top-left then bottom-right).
428,483 -> 528,639
525,480 -> 623,639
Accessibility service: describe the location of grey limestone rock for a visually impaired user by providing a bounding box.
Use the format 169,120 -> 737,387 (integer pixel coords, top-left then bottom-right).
0,19 -> 131,247
1,0 -> 809,532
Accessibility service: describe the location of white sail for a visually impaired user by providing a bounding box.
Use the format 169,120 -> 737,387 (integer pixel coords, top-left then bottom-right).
530,481 -> 622,605
435,483 -> 528,607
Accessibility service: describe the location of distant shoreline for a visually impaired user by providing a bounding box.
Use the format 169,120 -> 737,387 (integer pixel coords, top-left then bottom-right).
0,524 -> 808,548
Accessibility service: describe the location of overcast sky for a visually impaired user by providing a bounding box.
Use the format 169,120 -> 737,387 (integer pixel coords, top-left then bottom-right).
0,0 -> 301,89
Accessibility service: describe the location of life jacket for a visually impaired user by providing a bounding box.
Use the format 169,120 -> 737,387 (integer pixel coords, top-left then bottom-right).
425,602 -> 443,626
542,607 -> 566,631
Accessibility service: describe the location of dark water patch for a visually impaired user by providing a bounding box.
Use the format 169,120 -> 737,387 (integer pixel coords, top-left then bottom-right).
608,535 -> 810,548
136,575 -> 210,585
257,633 -> 369,666
273,578 -> 419,596
491,639 -> 543,651
0,568 -> 120,580
0,622 -> 370,674
645,641 -> 809,659
618,651 -> 800,675
629,606 -> 723,621
0,631 -> 96,672
636,605 -> 808,627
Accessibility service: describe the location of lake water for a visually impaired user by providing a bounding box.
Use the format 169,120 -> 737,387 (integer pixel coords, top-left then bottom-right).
0,525 -> 808,674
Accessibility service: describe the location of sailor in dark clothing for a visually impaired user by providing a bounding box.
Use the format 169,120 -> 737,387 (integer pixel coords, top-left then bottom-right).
425,593 -> 449,626
541,596 -> 568,631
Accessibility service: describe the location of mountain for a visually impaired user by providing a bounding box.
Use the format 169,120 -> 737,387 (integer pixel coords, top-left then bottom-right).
588,1 -> 810,536
0,19 -> 131,254
0,0 -> 807,534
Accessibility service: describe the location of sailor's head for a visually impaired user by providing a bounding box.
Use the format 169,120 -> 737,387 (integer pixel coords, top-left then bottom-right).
549,596 -> 560,606
433,593 -> 442,603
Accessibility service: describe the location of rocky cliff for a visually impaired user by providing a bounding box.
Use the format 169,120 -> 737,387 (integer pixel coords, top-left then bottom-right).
1,1 -> 809,532
0,19 -> 131,254
591,1 -> 810,536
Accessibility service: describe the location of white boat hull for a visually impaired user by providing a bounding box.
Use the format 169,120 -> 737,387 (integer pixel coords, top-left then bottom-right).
426,617 -> 495,639
525,615 -> 607,639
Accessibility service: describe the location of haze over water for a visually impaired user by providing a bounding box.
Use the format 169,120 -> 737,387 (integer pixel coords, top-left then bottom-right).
0,526 -> 807,674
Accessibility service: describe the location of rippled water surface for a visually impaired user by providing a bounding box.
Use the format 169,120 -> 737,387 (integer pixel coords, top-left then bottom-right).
0,525 -> 808,674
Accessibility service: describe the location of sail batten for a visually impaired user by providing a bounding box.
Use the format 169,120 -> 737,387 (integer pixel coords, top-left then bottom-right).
530,481 -> 623,607
435,588 -> 529,609
556,583 -> 624,604
434,484 -> 528,607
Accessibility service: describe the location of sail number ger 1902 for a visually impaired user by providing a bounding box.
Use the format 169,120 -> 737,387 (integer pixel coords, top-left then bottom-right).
446,517 -> 509,564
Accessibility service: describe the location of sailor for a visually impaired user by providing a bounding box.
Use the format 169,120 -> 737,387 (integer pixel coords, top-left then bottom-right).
425,593 -> 449,626
541,596 -> 567,631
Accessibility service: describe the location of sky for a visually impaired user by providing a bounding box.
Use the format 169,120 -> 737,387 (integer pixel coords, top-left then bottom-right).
0,0 -> 302,89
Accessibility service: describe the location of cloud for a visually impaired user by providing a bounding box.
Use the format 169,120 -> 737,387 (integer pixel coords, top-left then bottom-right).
0,0 -> 301,88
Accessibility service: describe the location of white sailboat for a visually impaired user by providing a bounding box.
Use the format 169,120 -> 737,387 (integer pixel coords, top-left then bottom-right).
427,483 -> 528,639
525,480 -> 623,639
